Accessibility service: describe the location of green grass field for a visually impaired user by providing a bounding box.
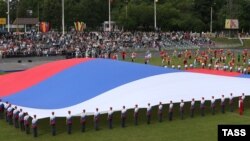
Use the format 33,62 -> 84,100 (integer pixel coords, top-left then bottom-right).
211,37 -> 241,45
0,72 -> 5,75
125,55 -> 249,69
243,39 -> 250,48
211,37 -> 250,48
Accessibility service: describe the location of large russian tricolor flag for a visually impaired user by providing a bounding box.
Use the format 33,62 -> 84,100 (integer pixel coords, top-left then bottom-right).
1,58 -> 249,119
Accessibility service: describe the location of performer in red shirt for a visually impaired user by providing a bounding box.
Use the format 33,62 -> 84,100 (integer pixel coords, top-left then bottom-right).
121,51 -> 126,60
160,51 -> 165,59
112,53 -> 118,60
239,97 -> 244,115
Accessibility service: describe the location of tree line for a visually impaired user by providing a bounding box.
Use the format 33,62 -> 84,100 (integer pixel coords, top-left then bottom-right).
0,0 -> 249,32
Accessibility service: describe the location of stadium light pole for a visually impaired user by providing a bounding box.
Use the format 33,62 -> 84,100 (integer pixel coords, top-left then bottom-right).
125,2 -> 128,19
210,6 -> 213,33
7,0 -> 10,32
62,0 -> 65,35
210,3 -> 216,33
154,0 -> 158,31
109,0 -> 111,32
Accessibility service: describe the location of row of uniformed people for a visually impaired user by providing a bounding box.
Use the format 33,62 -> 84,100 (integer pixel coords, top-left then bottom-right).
49,93 -> 246,135
0,100 -> 38,137
169,64 -> 248,74
0,93 -> 246,137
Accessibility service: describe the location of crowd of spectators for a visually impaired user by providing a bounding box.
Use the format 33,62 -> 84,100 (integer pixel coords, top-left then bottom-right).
0,31 -> 213,59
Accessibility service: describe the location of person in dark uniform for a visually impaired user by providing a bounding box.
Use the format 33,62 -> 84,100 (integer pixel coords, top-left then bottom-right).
94,108 -> 100,131
190,98 -> 195,118
0,99 -> 4,119
146,103 -> 152,124
50,112 -> 56,136
211,96 -> 215,115
66,111 -> 72,134
134,104 -> 139,126
169,101 -> 174,121
200,97 -> 205,117
229,93 -> 234,112
24,113 -> 30,134
221,95 -> 225,113
158,102 -> 163,122
32,115 -> 38,137
121,106 -> 127,128
179,100 -> 184,120
107,107 -> 113,129
80,109 -> 86,132
18,109 -> 25,131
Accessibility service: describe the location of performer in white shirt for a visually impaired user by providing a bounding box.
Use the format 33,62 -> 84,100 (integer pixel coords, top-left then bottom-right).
190,98 -> 195,118
66,111 -> 72,134
13,106 -> 19,128
7,104 -> 13,125
180,100 -> 184,120
134,104 -> 139,126
80,109 -> 86,132
50,112 -> 56,136
121,106 -> 127,128
146,103 -> 152,124
169,101 -> 174,121
200,97 -> 205,117
211,96 -> 215,115
229,93 -> 234,112
221,95 -> 225,114
131,52 -> 136,62
32,115 -> 38,137
94,108 -> 100,131
107,107 -> 113,129
0,99 -> 4,119
158,102 -> 163,122
24,113 -> 30,134
241,93 -> 245,111
18,109 -> 25,131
